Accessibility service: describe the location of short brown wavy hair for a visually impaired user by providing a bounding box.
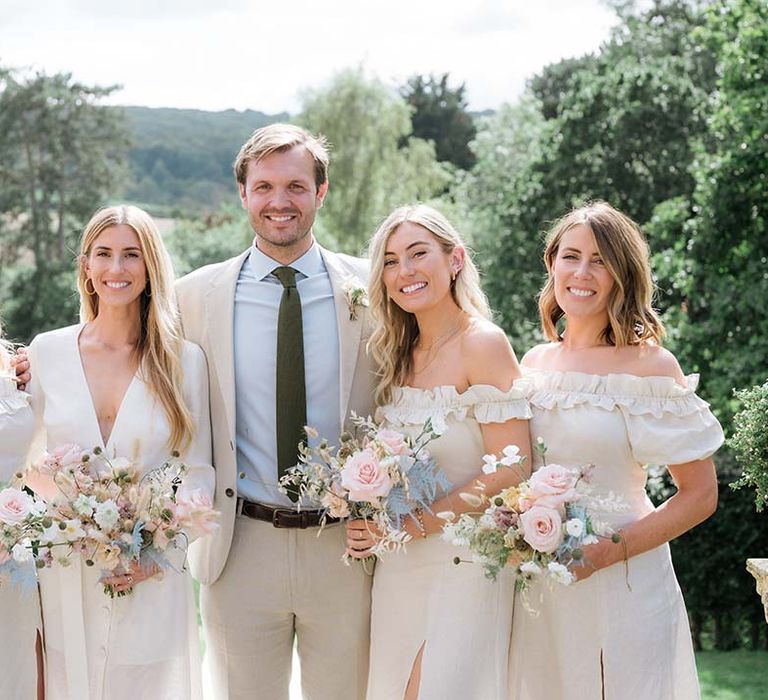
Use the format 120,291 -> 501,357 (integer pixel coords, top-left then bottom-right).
538,201 -> 665,347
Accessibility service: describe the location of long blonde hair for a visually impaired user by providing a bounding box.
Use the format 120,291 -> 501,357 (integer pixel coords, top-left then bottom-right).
78,205 -> 193,452
367,204 -> 491,405
539,201 -> 665,346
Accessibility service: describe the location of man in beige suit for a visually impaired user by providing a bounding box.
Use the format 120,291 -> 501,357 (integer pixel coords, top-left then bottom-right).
176,124 -> 376,700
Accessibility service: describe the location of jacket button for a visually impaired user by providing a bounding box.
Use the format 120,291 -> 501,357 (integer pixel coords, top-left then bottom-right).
225,488 -> 235,498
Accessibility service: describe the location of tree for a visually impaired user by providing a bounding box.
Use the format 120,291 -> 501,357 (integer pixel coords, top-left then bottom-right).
400,73 -> 477,170
296,68 -> 451,254
445,97 -> 547,349
477,0 -> 717,340
668,0 -> 768,424
0,66 -> 129,341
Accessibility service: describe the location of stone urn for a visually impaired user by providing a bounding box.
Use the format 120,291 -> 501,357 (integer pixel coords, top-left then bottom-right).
747,559 -> 768,623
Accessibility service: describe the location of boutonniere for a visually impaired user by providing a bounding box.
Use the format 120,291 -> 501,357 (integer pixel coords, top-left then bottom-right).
342,277 -> 369,321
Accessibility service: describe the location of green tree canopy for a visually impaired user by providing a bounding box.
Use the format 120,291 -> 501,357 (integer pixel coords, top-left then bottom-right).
0,66 -> 129,342
400,73 -> 477,171
296,68 -> 451,254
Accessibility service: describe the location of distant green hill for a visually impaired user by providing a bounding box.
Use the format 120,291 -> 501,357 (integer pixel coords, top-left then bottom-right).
118,106 -> 289,216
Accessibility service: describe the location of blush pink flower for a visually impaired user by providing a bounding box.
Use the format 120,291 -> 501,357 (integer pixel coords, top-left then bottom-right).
0,488 -> 35,525
376,429 -> 409,457
175,489 -> 219,539
520,505 -> 564,554
341,448 -> 393,503
520,464 -> 579,513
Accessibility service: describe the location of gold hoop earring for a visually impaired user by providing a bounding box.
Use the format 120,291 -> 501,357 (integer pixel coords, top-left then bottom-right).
451,270 -> 457,282
84,278 -> 96,296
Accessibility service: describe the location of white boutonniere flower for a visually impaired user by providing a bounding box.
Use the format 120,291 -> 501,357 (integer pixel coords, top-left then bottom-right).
342,277 -> 368,321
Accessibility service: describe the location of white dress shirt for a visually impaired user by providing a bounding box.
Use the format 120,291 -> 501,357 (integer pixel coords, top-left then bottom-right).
233,240 -> 341,506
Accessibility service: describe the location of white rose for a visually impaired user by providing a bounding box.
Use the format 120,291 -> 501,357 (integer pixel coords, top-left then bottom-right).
547,561 -> 575,585
565,518 -> 585,538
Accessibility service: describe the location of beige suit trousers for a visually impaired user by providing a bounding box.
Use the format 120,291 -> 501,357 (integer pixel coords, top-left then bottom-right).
200,513 -> 372,700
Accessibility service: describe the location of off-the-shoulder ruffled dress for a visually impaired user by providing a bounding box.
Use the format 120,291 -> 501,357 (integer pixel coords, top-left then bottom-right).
367,383 -> 531,700
508,370 -> 724,700
0,360 -> 39,700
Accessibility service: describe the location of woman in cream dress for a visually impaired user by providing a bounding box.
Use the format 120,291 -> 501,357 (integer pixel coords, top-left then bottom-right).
347,205 -> 531,700
25,206 -> 214,700
508,202 -> 722,700
0,328 -> 40,699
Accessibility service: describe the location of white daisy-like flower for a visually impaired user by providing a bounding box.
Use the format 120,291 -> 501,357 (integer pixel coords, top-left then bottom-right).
547,561 -> 575,585
500,444 -> 523,466
520,561 -> 542,576
481,454 -> 498,474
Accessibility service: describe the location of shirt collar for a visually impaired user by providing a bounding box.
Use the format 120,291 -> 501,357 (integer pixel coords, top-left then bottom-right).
247,238 -> 325,281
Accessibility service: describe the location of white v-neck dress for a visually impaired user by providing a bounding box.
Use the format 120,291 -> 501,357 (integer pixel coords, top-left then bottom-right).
27,324 -> 214,700
0,355 -> 39,700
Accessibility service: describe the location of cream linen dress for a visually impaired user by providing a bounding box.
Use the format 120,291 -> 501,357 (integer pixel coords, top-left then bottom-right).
508,370 -> 724,700
27,324 -> 214,700
0,355 -> 39,700
367,383 -> 531,700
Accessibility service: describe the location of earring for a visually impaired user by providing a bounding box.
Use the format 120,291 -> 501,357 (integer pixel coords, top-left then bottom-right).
451,270 -> 457,282
84,278 -> 96,296
144,284 -> 152,298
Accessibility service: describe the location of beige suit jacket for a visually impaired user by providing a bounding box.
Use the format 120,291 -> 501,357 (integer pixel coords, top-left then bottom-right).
176,245 -> 376,585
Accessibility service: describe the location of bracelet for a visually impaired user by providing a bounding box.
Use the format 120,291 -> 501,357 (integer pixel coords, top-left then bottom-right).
616,528 -> 632,591
414,507 -> 427,538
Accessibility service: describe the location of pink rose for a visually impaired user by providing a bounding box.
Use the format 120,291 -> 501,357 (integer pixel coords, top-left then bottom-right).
0,488 -> 35,525
521,464 -> 579,512
44,443 -> 85,472
376,428 -> 409,457
520,505 -> 564,554
175,489 -> 219,539
341,448 -> 393,503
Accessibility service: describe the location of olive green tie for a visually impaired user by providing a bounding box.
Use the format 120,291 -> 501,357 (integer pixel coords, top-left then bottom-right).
274,266 -> 305,501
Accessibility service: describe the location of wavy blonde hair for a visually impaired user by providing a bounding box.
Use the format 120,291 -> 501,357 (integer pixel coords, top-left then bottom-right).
367,204 -> 491,405
78,205 -> 193,452
539,201 -> 665,347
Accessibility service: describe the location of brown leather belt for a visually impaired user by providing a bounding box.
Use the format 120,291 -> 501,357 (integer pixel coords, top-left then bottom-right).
238,498 -> 338,529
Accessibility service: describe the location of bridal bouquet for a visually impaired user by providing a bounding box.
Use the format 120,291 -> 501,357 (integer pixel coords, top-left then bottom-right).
442,440 -> 625,588
4,444 -> 218,597
0,480 -> 48,591
279,414 -> 451,559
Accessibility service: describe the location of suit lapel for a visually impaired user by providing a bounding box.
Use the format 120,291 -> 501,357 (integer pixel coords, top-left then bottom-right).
204,250 -> 249,440
321,248 -> 364,425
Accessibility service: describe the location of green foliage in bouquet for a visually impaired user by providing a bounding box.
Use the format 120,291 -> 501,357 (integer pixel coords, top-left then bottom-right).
730,380 -> 768,511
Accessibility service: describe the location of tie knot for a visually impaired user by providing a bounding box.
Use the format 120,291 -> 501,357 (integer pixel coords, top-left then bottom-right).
273,266 -> 297,288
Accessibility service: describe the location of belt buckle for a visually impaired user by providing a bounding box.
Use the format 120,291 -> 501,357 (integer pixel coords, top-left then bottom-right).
272,508 -> 302,528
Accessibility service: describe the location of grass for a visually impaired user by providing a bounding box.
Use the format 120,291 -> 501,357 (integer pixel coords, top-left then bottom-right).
697,650 -> 768,700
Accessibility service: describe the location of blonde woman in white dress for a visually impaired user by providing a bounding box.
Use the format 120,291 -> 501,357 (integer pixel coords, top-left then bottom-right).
25,205 -> 214,700
508,202 -> 723,700
347,204 -> 532,700
0,327 -> 41,699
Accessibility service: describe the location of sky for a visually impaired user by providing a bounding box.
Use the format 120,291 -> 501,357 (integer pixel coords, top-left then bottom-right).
0,0 -> 618,114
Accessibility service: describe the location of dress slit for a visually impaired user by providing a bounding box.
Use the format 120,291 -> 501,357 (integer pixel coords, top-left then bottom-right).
600,649 -> 606,700
403,641 -> 426,700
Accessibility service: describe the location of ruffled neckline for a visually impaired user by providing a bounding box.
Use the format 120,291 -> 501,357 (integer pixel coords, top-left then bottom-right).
523,368 -> 709,418
379,381 -> 532,431
0,374 -> 30,414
